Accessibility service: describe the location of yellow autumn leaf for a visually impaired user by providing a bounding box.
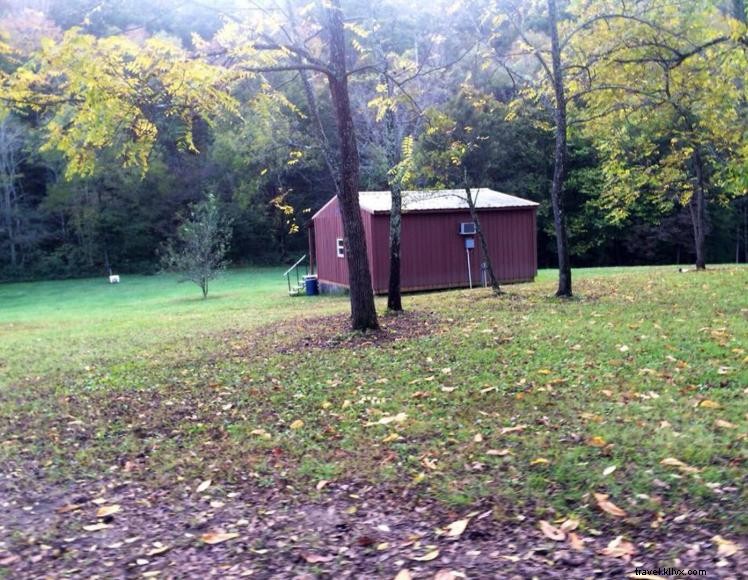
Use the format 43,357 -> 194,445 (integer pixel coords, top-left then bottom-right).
698,399 -> 720,409
568,532 -> 584,551
96,504 -> 121,518
560,518 -> 579,532
594,493 -> 627,517
712,535 -> 740,557
409,548 -> 439,561
290,419 -> 304,430
444,518 -> 470,537
530,457 -> 550,465
201,532 -> 239,544
660,457 -> 700,474
539,520 -> 565,541
601,535 -> 636,559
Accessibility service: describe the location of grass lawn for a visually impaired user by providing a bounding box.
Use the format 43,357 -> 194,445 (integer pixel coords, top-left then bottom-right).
1,265 -> 746,536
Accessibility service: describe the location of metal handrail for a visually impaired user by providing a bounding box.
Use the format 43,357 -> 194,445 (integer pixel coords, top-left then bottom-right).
283,254 -> 307,278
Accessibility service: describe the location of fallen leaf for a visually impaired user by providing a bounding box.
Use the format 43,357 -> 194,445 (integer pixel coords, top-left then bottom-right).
539,520 -> 565,541
410,549 -> 440,561
434,571 -> 465,580
594,493 -> 627,517
147,545 -> 171,557
699,399 -> 720,409
660,457 -> 700,474
196,480 -> 211,493
712,535 -> 740,557
290,419 -> 304,430
619,345 -> 630,353
560,518 -> 579,532
603,465 -> 617,476
473,433 -> 483,443
587,436 -> 607,447
382,432 -> 401,443
568,532 -> 584,551
530,457 -> 550,465
83,523 -> 111,532
201,532 -> 239,545
394,571 -> 413,580
714,419 -> 736,429
486,448 -> 511,456
500,424 -> 527,435
378,413 -> 408,425
56,504 -> 83,514
315,480 -> 329,491
301,552 -> 333,563
422,456 -> 438,470
600,535 -> 636,560
96,505 -> 121,518
444,518 -> 469,538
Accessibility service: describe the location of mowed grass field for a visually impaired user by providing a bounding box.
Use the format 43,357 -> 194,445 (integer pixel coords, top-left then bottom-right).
1,265 -> 746,532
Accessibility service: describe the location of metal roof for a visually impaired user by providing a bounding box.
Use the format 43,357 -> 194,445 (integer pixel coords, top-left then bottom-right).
357,188 -> 538,214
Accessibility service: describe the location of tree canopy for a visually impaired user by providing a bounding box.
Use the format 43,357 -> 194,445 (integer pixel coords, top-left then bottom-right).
0,0 -> 745,286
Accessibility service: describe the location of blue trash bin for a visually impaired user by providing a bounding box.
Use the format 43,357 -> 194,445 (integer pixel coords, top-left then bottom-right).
303,275 -> 319,296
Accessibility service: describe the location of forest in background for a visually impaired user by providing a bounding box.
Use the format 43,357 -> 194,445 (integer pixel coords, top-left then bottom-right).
0,0 -> 746,282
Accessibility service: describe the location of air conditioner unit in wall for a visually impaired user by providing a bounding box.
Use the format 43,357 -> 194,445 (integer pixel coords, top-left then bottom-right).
459,222 -> 476,235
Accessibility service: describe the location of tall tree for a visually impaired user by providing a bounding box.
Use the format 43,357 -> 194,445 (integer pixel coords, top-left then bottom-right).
569,0 -> 748,270
0,114 -> 25,268
478,0 -> 574,295
207,0 -> 379,330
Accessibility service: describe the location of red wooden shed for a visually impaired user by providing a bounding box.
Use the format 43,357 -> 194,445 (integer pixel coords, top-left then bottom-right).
309,188 -> 538,294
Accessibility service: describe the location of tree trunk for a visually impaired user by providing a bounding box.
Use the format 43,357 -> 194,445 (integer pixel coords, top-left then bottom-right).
326,0 -> 378,331
547,0 -> 573,297
387,180 -> 403,311
384,83 -> 403,312
465,180 -> 501,294
744,201 -> 747,263
689,148 -> 707,270
1,186 -> 16,267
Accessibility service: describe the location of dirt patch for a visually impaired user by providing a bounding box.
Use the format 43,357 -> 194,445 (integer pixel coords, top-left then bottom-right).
1,471 -> 745,578
220,310 -> 442,361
